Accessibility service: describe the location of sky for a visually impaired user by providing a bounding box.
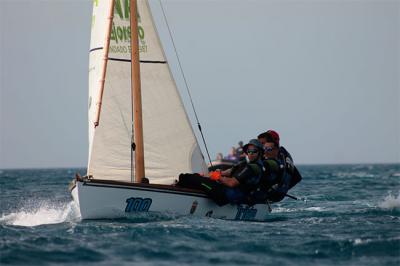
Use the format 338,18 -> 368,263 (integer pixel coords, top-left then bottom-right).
0,0 -> 399,169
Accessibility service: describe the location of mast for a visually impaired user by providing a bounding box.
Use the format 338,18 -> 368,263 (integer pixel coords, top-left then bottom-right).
130,0 -> 145,182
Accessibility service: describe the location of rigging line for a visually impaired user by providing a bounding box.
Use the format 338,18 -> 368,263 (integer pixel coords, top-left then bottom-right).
130,3 -> 134,183
158,0 -> 213,167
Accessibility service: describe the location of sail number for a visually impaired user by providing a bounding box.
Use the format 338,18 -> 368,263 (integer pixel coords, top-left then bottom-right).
125,197 -> 152,212
235,205 -> 257,220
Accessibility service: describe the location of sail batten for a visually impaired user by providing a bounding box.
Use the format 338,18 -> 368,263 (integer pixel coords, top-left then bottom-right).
87,0 -> 207,184
105,58 -> 168,63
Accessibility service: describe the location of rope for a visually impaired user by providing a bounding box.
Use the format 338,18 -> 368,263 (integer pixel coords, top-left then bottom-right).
158,0 -> 213,167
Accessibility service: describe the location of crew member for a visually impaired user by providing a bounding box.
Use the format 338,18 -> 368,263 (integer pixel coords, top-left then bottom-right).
177,139 -> 264,206
253,130 -> 302,203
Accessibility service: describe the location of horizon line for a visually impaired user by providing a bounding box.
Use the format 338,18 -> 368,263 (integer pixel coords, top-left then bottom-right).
1,161 -> 399,171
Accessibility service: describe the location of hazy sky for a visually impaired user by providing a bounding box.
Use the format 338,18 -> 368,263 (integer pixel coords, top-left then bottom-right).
0,0 -> 399,169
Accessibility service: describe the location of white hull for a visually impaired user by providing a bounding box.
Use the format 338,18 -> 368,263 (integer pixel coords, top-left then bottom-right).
70,179 -> 271,221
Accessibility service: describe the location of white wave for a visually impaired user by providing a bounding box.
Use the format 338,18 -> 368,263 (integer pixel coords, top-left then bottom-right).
304,207 -> 324,212
271,207 -> 295,213
0,201 -> 81,227
353,238 -> 372,245
336,171 -> 375,178
378,192 -> 400,210
272,206 -> 323,213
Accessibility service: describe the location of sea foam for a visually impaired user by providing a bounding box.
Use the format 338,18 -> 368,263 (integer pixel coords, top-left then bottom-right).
378,192 -> 400,210
0,201 -> 80,227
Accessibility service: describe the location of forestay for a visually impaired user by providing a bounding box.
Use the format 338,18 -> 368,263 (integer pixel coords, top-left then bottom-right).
87,0 -> 207,184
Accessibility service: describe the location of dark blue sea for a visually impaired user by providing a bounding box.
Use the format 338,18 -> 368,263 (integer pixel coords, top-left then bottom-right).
1,164 -> 399,265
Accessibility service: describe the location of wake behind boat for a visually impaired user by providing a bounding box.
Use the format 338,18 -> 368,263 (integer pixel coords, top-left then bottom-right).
70,0 -> 273,221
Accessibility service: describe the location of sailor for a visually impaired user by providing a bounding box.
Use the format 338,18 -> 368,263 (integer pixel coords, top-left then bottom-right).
177,139 -> 264,206
224,147 -> 239,162
250,130 -> 302,203
236,140 -> 245,160
247,132 -> 281,204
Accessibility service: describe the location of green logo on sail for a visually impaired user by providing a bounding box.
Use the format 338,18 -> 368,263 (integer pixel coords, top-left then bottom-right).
110,0 -> 146,53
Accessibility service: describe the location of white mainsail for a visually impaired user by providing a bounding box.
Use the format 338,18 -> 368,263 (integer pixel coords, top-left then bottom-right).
87,0 -> 207,184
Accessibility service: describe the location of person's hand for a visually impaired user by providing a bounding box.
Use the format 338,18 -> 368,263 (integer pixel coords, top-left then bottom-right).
209,171 -> 221,181
221,168 -> 232,177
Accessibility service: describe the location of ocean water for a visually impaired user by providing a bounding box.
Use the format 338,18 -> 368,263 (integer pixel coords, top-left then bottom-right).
0,165 -> 399,265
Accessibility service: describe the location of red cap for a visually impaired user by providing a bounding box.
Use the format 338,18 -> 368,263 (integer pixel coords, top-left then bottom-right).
266,130 -> 280,146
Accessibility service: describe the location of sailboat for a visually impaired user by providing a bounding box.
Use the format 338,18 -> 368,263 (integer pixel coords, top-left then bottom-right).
70,0 -> 272,221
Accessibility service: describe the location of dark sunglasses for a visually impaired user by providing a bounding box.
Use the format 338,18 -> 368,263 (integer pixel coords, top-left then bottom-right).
246,149 -> 259,154
264,147 -> 273,152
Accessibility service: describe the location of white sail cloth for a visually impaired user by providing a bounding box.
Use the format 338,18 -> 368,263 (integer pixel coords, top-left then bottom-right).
87,0 -> 207,184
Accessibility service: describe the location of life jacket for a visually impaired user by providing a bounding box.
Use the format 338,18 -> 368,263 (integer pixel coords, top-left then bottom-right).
278,146 -> 302,190
260,158 -> 280,189
248,147 -> 302,203
246,159 -> 265,187
229,159 -> 264,205
231,159 -> 264,192
243,158 -> 280,204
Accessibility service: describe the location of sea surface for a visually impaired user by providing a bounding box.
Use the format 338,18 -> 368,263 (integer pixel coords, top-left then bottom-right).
0,164 -> 399,265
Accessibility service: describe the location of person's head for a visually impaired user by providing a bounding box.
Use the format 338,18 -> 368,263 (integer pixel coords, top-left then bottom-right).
257,130 -> 280,159
257,130 -> 280,147
238,141 -> 243,147
229,147 -> 236,155
243,139 -> 263,162
263,140 -> 279,159
216,153 -> 223,160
